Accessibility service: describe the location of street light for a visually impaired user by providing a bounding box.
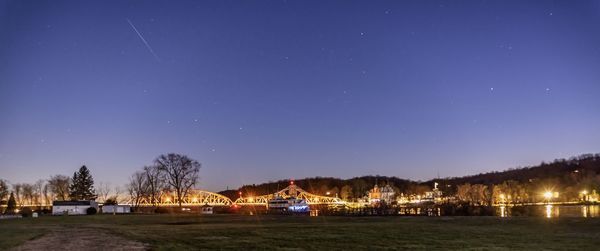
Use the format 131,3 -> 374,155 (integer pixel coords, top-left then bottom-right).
543,191 -> 553,204
581,190 -> 588,202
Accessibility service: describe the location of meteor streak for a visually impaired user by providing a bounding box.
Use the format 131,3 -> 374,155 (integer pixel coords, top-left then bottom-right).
126,18 -> 160,61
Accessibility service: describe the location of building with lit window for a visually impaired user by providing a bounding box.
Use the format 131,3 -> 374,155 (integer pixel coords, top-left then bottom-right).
368,184 -> 396,204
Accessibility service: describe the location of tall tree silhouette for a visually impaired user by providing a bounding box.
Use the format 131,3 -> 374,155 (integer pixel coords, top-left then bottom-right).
6,192 -> 16,214
69,165 -> 97,200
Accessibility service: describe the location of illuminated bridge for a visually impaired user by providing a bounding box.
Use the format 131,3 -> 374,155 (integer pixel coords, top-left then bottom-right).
138,182 -> 346,207
138,190 -> 234,207
234,182 -> 346,206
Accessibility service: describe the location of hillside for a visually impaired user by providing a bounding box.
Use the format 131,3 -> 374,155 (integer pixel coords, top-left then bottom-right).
220,153 -> 600,200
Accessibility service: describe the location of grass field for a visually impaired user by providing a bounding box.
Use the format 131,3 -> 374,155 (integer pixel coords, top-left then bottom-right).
2,214 -> 600,250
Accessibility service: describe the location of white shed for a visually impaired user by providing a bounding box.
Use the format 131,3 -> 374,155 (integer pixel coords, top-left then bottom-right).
52,200 -> 99,215
102,205 -> 131,214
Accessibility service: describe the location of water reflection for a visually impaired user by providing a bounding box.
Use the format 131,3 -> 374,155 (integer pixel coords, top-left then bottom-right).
310,210 -> 319,217
545,205 -> 556,218
495,205 -> 600,218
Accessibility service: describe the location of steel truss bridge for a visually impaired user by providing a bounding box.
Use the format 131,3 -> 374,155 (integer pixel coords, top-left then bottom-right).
234,183 -> 345,206
138,190 -> 234,207
136,183 -> 346,207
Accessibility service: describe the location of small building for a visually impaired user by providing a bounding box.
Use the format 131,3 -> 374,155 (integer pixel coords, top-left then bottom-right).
102,205 -> 131,214
422,182 -> 443,203
368,184 -> 396,204
52,200 -> 99,215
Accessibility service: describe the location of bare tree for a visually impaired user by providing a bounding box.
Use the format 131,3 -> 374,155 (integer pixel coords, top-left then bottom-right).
47,175 -> 71,201
340,185 -> 353,201
22,183 -> 34,205
155,153 -> 200,207
0,179 -> 8,202
97,182 -> 111,203
143,165 -> 165,206
127,171 -> 148,208
112,185 -> 123,204
43,183 -> 52,206
12,183 -> 22,206
33,180 -> 45,206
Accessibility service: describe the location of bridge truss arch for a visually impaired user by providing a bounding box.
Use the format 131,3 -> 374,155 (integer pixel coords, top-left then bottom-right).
234,183 -> 346,206
139,190 -> 234,207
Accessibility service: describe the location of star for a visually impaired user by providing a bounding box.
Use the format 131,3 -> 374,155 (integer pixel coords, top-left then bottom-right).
490,87 -> 494,91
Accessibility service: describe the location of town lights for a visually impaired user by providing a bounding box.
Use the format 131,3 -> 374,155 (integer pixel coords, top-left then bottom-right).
543,191 -> 553,200
581,190 -> 589,202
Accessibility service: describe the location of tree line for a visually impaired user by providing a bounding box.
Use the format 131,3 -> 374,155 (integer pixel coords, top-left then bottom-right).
3,153 -> 600,210
1,165 -> 104,214
220,153 -> 600,205
127,153 -> 201,208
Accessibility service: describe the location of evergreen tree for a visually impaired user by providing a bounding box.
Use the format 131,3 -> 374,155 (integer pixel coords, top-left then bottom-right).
69,165 -> 97,201
6,192 -> 16,214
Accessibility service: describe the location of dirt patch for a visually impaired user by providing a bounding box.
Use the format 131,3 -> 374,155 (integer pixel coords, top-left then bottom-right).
10,227 -> 148,251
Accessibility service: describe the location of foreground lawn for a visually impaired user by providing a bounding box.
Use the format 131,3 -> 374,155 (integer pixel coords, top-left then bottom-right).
1,214 -> 600,250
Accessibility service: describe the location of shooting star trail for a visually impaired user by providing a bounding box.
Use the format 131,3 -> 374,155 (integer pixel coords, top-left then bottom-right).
126,18 -> 160,61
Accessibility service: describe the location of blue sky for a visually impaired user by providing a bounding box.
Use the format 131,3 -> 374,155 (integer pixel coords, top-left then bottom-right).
1,0 -> 599,191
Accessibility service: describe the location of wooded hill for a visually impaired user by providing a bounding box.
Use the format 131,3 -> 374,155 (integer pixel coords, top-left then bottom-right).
220,153 -> 600,201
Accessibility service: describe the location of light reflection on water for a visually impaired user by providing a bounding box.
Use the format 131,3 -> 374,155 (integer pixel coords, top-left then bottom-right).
545,205 -> 555,218
496,205 -> 600,218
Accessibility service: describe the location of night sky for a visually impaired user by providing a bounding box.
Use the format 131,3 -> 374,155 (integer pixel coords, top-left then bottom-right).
1,1 -> 599,191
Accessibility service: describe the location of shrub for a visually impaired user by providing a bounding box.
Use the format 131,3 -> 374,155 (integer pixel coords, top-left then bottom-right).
86,207 -> 97,215
155,207 -> 170,214
20,207 -> 33,217
104,197 -> 118,205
